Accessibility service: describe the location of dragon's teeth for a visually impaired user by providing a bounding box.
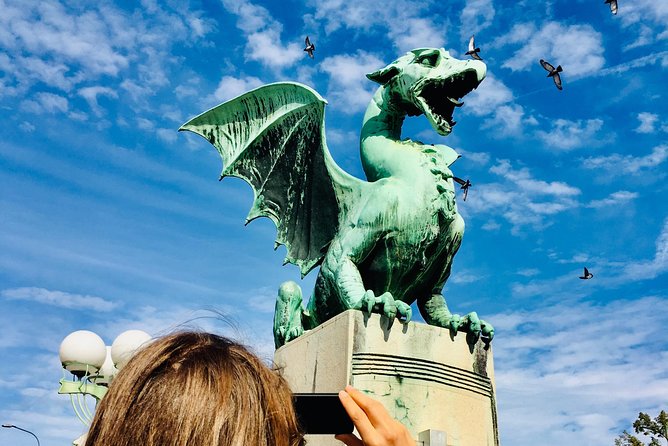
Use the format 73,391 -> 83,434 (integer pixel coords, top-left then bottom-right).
447,97 -> 464,107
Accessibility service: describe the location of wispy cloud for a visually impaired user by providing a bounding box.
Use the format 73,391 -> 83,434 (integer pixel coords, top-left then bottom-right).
0,1 -> 210,102
535,118 -> 611,151
305,0 -> 446,52
1,287 -> 118,312
319,50 -> 385,113
495,21 -> 605,77
585,191 -> 638,209
511,217 -> 668,298
208,74 -> 264,103
221,0 -> 302,70
634,112 -> 661,134
579,51 -> 668,80
464,159 -> 580,233
465,75 -> 514,116
494,295 -> 668,446
19,92 -> 69,114
618,218 -> 668,283
581,145 -> 668,176
79,86 -> 119,116
460,0 -> 495,39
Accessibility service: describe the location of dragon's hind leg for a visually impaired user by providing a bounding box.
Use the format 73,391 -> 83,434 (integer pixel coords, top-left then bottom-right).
273,281 -> 308,348
418,293 -> 494,347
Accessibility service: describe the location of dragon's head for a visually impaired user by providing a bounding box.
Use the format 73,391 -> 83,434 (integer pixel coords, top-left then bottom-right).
367,48 -> 486,136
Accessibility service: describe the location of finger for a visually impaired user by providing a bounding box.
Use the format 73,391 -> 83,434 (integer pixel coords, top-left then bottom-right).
344,386 -> 394,429
334,433 -> 364,446
338,390 -> 378,442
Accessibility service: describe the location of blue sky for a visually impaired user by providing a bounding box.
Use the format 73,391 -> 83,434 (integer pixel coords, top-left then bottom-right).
1,0 -> 666,444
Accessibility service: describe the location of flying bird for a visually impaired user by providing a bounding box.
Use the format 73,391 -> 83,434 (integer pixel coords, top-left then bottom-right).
540,59 -> 563,90
605,0 -> 618,15
579,267 -> 594,280
304,36 -> 315,59
454,177 -> 472,201
465,35 -> 482,61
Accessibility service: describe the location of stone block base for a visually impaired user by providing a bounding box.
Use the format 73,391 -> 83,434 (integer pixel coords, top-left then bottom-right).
274,310 -> 499,446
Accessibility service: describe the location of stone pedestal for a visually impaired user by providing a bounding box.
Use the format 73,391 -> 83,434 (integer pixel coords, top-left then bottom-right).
274,310 -> 499,446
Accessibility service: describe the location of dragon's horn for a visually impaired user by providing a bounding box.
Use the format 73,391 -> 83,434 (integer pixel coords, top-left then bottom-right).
367,64 -> 401,85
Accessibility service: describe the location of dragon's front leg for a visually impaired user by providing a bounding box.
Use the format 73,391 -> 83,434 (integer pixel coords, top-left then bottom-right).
418,293 -> 494,346
313,228 -> 412,324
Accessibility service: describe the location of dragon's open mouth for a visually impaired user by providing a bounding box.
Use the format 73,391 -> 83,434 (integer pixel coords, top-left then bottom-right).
414,69 -> 481,136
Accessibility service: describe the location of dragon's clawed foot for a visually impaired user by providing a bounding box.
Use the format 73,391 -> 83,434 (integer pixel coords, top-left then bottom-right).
446,311 -> 494,346
360,290 -> 412,323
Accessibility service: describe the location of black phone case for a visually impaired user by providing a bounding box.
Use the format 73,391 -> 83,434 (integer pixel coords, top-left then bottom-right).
293,393 -> 354,435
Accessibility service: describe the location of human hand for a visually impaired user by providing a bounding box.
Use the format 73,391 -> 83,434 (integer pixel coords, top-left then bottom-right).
335,385 -> 415,446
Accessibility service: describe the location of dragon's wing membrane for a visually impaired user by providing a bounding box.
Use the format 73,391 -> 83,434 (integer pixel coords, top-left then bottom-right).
180,82 -> 362,276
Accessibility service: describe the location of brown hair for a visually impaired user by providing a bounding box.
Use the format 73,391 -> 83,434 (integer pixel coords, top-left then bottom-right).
85,331 -> 303,446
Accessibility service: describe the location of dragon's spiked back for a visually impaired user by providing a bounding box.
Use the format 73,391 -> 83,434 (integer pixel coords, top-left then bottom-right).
180,82 -> 363,277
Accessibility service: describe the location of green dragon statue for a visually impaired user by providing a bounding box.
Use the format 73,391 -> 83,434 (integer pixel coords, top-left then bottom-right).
180,48 -> 494,349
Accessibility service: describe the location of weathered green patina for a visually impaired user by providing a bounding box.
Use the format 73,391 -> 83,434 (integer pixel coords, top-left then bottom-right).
180,48 -> 494,348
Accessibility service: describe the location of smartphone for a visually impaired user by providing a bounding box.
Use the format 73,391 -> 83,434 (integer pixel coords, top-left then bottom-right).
293,393 -> 354,435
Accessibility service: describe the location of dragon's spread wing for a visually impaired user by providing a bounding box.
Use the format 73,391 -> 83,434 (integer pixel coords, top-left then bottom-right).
180,82 -> 365,277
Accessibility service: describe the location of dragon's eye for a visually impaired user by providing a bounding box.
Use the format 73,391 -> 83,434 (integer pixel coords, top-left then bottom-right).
417,53 -> 439,67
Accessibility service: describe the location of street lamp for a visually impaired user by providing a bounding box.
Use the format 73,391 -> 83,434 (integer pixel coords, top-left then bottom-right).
58,329 -> 152,427
2,424 -> 41,446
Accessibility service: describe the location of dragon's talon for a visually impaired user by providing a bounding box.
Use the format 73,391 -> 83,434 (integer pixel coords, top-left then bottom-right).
481,319 -> 494,345
396,302 -> 412,323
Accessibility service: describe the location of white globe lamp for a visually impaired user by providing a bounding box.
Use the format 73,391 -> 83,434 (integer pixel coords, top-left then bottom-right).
111,330 -> 152,370
59,330 -> 107,377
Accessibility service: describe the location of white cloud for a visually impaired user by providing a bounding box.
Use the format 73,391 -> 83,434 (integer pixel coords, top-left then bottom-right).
464,75 -> 513,117
0,0 -> 211,104
460,0 -> 495,39
497,21 -> 605,77
465,159 -> 580,233
19,121 -> 36,132
305,0 -> 445,52
319,51 -> 385,114
156,128 -> 178,143
585,191 -> 638,209
450,270 -> 480,284
481,220 -> 500,231
535,118 -> 609,151
516,268 -> 540,277
20,92 -> 69,114
582,145 -> 668,175
635,112 -> 660,134
590,51 -> 668,80
620,218 -> 668,282
511,219 -> 668,299
457,148 -> 490,166
221,0 -> 302,70
327,128 -> 358,146
617,0 -> 668,33
481,104 -> 531,136
211,75 -> 264,103
79,86 -> 118,116
1,287 -> 118,312
493,296 -> 668,446
390,17 -> 446,53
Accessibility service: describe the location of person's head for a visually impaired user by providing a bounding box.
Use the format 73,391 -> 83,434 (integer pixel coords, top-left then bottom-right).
85,331 -> 303,446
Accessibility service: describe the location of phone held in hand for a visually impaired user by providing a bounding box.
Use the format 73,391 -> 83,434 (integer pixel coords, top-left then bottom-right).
293,393 -> 354,435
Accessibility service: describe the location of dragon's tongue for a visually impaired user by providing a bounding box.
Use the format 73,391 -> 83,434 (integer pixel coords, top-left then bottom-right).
447,97 -> 464,107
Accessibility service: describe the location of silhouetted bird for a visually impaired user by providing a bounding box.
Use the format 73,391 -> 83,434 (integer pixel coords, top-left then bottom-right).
465,35 -> 482,61
304,36 -> 315,59
605,0 -> 618,15
453,177 -> 472,201
540,59 -> 563,90
579,267 -> 594,280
